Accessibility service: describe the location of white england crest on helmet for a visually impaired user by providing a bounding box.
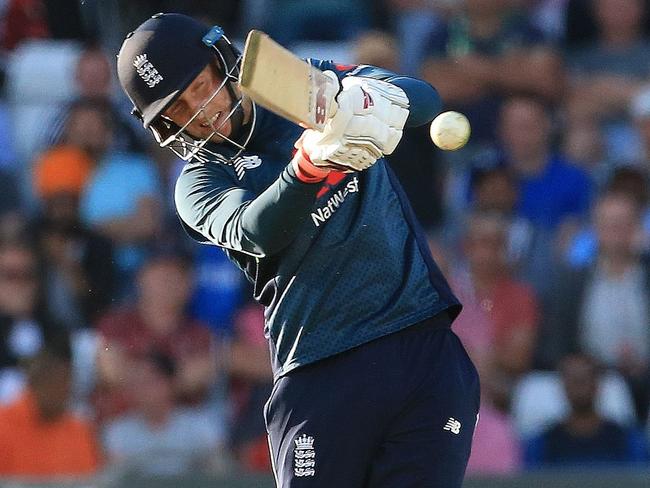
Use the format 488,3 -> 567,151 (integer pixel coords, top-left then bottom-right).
133,54 -> 164,88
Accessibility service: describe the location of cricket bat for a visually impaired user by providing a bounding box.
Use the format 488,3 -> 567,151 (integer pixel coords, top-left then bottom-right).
239,30 -> 338,131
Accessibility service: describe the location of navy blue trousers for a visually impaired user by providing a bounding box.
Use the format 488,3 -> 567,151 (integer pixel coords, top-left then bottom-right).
264,313 -> 480,488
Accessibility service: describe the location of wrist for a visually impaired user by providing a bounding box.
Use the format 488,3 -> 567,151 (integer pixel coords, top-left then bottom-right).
291,147 -> 330,183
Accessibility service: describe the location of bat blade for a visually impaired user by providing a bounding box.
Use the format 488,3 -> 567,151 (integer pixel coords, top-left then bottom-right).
239,30 -> 336,131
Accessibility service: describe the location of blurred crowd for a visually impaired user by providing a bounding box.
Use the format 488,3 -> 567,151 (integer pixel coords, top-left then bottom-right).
0,0 -> 649,482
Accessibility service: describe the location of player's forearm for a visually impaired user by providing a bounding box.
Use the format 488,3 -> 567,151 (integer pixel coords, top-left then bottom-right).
354,67 -> 442,127
239,163 -> 322,256
176,156 -> 323,257
388,76 -> 441,127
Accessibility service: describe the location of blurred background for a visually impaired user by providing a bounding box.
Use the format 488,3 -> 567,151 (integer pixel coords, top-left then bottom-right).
0,0 -> 649,486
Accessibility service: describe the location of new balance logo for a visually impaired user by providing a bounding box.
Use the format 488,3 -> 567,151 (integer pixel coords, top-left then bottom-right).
294,434 -> 315,477
233,155 -> 262,179
443,418 -> 461,435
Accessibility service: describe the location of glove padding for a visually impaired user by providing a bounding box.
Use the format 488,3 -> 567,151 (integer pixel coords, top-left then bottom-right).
334,76 -> 410,156
300,72 -> 410,172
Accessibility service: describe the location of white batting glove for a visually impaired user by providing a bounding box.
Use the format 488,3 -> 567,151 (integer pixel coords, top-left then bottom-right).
334,76 -> 410,155
299,73 -> 410,172
299,71 -> 379,172
299,124 -> 379,173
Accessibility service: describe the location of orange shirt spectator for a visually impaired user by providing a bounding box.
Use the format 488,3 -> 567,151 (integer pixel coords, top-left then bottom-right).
0,391 -> 100,477
0,335 -> 100,478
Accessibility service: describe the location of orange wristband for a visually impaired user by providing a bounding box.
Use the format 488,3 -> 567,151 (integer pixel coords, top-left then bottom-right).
291,147 -> 330,183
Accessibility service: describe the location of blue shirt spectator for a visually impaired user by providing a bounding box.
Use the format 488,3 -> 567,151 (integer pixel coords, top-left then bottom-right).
80,152 -> 162,289
190,245 -> 245,337
525,419 -> 648,468
524,353 -> 648,468
517,156 -> 592,231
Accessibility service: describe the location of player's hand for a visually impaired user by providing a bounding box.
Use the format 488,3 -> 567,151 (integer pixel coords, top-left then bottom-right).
297,128 -> 379,173
333,76 -> 410,155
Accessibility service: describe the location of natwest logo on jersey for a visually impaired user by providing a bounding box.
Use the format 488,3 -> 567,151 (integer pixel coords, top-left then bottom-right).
311,175 -> 359,227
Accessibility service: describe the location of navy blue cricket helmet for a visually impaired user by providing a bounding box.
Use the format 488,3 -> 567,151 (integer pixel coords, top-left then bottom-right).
117,13 -> 254,161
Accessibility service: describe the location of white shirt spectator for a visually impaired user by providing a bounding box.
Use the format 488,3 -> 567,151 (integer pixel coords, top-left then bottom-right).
103,406 -> 224,476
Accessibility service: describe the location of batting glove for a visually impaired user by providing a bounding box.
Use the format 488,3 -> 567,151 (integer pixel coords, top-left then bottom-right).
299,121 -> 381,173
334,76 -> 410,155
297,72 -> 410,173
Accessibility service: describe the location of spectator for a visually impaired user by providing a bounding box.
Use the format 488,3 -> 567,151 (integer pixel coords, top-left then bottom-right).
1,0 -> 49,51
470,166 -> 536,278
41,0 -> 87,41
31,145 -> 115,329
0,332 -> 101,477
529,0 -> 571,43
466,369 -> 522,475
562,114 -> 610,188
95,252 -> 218,421
113,0 -> 242,39
264,0 -> 371,44
352,30 -> 399,71
525,353 -> 647,468
0,241 -> 61,399
103,352 -> 225,476
190,244 -> 245,336
0,70 -> 19,172
500,96 -> 593,233
227,301 -> 274,472
59,98 -> 113,163
421,0 -> 564,145
447,210 -> 532,474
385,0 -> 444,75
0,173 -> 22,217
512,366 -> 637,440
498,95 -> 593,293
451,210 -> 539,394
630,85 -> 650,169
566,0 -> 650,165
607,166 -> 650,252
566,166 -> 650,267
64,98 -> 163,295
47,44 -> 147,154
538,190 -> 650,422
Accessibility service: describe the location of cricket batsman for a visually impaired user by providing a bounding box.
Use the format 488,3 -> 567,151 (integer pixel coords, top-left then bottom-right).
117,13 -> 479,487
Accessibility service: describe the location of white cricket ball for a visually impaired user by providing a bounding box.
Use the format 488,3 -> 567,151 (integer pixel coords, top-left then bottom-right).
430,111 -> 471,151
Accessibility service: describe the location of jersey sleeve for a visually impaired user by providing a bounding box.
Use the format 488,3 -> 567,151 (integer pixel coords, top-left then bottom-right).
308,59 -> 442,128
175,161 -> 322,257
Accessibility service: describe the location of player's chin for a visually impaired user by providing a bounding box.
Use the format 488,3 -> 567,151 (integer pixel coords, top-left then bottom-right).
209,130 -> 229,144
187,124 -> 231,143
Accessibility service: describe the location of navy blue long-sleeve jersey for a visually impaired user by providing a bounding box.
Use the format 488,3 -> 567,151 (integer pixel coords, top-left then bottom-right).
175,61 -> 461,377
